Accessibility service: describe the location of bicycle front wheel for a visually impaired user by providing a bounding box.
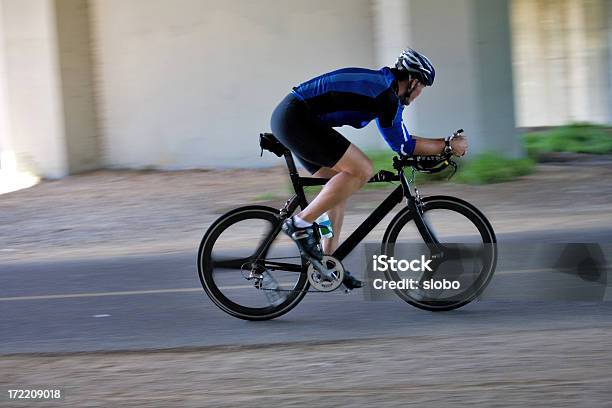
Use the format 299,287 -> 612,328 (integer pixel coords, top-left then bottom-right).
382,195 -> 497,311
198,205 -> 309,320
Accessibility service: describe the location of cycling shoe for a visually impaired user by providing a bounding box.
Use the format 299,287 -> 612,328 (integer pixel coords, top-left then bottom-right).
282,217 -> 323,261
343,271 -> 363,290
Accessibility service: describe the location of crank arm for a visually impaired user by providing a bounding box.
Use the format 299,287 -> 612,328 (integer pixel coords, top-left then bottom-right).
309,258 -> 337,279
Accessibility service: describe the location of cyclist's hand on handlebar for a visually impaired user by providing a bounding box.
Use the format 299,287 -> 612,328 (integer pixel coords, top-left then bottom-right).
451,135 -> 468,156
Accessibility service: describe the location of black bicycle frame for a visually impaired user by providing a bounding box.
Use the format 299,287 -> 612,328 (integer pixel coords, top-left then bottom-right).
254,150 -> 442,267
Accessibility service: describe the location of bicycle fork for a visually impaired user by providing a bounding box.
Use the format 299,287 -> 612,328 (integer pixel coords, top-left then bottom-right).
399,169 -> 445,267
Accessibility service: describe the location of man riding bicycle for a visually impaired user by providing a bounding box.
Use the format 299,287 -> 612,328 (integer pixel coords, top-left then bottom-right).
271,48 -> 467,290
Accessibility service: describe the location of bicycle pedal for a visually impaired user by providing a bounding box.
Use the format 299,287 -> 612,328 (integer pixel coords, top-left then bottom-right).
344,288 -> 352,294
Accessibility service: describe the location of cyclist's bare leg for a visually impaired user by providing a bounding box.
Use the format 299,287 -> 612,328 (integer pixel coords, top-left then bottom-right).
323,199 -> 346,254
311,167 -> 346,255
297,144 -> 372,231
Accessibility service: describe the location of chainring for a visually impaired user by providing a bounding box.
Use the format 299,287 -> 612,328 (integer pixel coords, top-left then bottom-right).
307,255 -> 345,292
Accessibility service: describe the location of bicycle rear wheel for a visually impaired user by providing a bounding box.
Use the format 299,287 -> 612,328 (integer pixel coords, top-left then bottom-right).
382,195 -> 497,311
198,205 -> 309,320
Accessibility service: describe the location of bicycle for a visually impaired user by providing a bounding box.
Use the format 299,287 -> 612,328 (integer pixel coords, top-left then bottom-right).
197,131 -> 497,320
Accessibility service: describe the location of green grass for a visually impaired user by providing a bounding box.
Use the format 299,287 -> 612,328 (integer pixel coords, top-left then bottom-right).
523,122 -> 612,159
367,149 -> 396,172
364,150 -> 396,189
252,192 -> 280,201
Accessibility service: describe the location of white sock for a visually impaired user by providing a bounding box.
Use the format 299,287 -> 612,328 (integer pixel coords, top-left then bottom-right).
293,214 -> 313,228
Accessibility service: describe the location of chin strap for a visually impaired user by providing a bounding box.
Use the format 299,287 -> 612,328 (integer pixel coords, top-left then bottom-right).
403,81 -> 420,105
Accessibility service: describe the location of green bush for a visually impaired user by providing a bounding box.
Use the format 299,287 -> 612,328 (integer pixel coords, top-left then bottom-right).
366,149 -> 451,188
367,149 -> 534,185
523,122 -> 612,158
454,152 -> 535,184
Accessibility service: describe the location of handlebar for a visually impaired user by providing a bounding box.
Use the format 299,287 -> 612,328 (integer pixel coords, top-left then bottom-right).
392,153 -> 455,173
392,128 -> 463,177
369,152 -> 457,184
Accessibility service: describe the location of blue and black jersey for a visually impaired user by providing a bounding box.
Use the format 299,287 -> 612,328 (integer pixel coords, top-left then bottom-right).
291,67 -> 415,156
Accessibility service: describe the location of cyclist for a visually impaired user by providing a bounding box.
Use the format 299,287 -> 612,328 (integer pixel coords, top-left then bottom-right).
271,48 -> 467,289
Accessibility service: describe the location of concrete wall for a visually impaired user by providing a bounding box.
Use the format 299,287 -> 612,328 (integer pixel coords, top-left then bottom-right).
2,0 -> 607,178
90,0 -> 379,170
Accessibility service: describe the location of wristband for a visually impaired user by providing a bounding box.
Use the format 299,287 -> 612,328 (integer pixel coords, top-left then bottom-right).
444,132 -> 458,155
444,139 -> 453,155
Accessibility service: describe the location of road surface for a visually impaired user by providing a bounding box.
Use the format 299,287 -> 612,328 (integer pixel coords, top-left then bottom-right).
1,227 -> 611,355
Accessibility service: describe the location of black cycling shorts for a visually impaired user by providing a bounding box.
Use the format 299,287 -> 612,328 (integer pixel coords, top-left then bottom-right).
270,92 -> 351,174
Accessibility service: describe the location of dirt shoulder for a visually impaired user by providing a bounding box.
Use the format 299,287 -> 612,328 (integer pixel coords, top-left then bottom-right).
2,327 -> 610,407
1,161 -> 611,263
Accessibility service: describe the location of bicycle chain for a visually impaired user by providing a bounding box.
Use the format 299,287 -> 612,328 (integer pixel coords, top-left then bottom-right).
257,286 -> 326,294
256,284 -> 355,294
245,255 -> 351,294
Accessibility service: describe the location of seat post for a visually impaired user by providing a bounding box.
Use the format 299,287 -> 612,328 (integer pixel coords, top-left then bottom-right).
284,151 -> 299,176
284,151 -> 308,208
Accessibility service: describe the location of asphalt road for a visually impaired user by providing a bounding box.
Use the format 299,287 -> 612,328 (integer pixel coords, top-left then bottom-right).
1,228 -> 611,355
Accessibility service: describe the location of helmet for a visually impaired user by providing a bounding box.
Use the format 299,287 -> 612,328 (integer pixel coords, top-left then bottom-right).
395,48 -> 435,86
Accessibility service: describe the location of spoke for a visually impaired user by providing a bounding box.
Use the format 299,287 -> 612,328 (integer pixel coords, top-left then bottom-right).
211,257 -> 252,269
422,217 -> 440,244
254,224 -> 280,259
263,255 -> 302,260
264,261 -> 304,273
210,256 -> 303,273
440,244 -> 488,262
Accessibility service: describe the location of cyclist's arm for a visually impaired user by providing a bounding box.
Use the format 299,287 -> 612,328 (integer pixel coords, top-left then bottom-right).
412,135 -> 444,141
412,135 -> 468,156
376,115 -> 416,156
375,95 -> 446,156
376,116 -> 444,157
412,136 -> 446,155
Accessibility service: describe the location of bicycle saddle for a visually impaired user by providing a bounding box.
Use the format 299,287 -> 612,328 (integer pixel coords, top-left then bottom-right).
260,133 -> 289,157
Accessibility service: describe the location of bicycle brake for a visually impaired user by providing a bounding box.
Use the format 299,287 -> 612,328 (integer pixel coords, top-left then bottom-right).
447,160 -> 458,180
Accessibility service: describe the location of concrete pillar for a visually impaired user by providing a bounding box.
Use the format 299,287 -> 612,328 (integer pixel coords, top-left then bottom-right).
511,0 -> 549,126
567,0 -> 591,121
542,0 -> 570,125
563,0 -> 609,124
374,0 -> 520,156
512,0 -> 610,127
0,0 -> 99,179
372,0 -> 418,133
54,0 -> 100,173
0,0 -> 12,165
0,0 -> 68,178
605,0 -> 612,124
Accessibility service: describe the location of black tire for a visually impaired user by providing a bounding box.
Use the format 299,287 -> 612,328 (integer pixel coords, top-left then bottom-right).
382,196 -> 497,311
197,206 -> 309,321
